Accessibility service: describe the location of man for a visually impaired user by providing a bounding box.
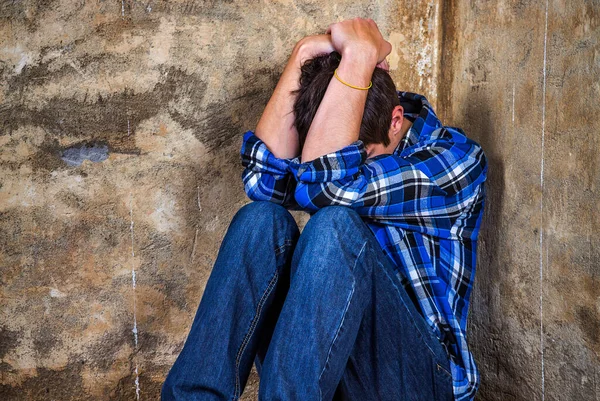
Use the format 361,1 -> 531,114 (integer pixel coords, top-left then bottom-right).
162,18 -> 487,401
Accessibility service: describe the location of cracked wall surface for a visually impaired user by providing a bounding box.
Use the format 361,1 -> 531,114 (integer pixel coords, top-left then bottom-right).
1,0 -> 598,400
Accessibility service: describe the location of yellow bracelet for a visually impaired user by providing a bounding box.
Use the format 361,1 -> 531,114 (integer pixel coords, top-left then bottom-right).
333,68 -> 372,90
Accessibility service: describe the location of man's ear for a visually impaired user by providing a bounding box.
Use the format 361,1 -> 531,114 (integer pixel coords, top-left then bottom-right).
390,105 -> 404,136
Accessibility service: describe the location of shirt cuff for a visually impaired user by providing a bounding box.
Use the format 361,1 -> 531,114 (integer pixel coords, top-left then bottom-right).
289,140 -> 367,183
240,131 -> 297,177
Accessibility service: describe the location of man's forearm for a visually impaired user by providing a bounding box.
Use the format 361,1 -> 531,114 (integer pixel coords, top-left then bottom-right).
255,35 -> 335,159
301,49 -> 378,162
301,18 -> 388,162
254,44 -> 307,159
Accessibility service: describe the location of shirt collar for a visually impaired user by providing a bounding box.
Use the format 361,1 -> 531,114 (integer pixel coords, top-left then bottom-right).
394,91 -> 443,155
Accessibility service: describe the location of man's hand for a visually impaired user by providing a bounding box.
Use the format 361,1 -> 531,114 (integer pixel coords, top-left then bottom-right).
326,18 -> 392,65
255,35 -> 334,159
301,18 -> 391,162
294,34 -> 335,66
254,18 -> 391,161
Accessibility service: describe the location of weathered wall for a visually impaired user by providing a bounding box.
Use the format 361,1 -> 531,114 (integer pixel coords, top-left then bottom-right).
438,0 -> 600,400
0,0 -> 598,400
0,1 -> 441,399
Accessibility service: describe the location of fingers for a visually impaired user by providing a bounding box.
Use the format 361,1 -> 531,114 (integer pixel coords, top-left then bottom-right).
325,17 -> 391,61
382,40 -> 392,58
326,23 -> 335,35
296,34 -> 336,60
376,59 -> 390,71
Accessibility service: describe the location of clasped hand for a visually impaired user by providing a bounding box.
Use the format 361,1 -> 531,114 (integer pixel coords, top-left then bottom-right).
253,17 -> 392,160
295,17 -> 392,70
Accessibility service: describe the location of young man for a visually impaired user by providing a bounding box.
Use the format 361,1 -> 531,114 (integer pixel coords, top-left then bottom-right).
162,18 -> 487,401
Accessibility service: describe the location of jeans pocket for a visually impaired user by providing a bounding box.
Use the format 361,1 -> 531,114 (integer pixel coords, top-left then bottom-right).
436,361 -> 452,378
433,362 -> 454,401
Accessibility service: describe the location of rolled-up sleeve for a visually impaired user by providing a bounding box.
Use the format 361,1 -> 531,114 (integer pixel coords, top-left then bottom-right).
288,140 -> 367,208
240,130 -> 300,207
289,133 -> 487,239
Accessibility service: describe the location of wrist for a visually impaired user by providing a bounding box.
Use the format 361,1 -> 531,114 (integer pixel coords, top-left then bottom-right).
336,51 -> 377,89
340,44 -> 379,67
280,43 -> 308,87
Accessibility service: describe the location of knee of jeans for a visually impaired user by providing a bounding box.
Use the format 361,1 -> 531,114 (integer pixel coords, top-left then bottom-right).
303,206 -> 364,237
230,201 -> 299,244
294,206 -> 373,280
234,201 -> 294,228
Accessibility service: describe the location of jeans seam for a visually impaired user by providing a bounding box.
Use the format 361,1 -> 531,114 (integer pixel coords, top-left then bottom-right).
317,240 -> 368,401
274,239 -> 293,256
233,268 -> 279,400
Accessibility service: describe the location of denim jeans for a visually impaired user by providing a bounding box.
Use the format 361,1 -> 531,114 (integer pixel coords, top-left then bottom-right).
162,201 -> 453,401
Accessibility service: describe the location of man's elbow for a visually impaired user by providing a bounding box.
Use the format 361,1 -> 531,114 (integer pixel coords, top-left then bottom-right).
242,170 -> 287,205
244,185 -> 285,205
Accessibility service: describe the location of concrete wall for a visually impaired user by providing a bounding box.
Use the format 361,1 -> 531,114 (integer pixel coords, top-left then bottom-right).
437,1 -> 600,400
0,0 -> 598,400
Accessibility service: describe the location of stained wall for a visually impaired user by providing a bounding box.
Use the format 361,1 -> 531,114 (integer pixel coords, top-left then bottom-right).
0,0 -> 598,400
437,1 -> 600,400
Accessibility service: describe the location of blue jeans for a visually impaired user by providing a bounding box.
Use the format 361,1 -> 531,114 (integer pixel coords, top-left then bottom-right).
162,202 -> 453,401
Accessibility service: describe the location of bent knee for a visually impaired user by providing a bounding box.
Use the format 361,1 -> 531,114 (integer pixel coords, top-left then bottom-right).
304,206 -> 363,234
233,201 -> 295,227
227,201 -> 299,248
314,205 -> 360,218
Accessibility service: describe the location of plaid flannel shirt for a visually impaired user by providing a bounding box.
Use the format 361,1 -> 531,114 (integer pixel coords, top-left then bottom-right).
240,91 -> 487,400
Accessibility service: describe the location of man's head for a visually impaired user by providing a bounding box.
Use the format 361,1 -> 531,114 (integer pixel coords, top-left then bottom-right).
293,51 -> 405,155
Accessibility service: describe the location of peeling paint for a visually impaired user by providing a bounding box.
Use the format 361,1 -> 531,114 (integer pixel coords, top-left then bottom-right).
49,288 -> 67,298
129,193 -> 141,400
60,143 -> 109,166
512,83 -> 515,123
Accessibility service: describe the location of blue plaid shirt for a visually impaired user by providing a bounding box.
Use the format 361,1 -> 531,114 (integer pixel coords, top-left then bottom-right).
240,91 -> 487,400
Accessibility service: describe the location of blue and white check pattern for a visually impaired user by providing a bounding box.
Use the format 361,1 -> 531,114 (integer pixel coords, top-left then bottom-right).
240,91 -> 487,400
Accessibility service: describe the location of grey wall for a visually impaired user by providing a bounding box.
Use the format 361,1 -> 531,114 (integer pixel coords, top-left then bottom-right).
437,1 -> 600,399
1,0 -> 598,400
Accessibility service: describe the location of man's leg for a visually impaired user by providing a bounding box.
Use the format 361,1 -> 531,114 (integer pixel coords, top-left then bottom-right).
258,206 -> 453,401
258,206 -> 378,401
333,232 -> 454,401
162,201 -> 300,401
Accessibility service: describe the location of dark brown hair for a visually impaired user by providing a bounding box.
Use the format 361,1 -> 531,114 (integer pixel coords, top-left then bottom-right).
293,51 -> 400,150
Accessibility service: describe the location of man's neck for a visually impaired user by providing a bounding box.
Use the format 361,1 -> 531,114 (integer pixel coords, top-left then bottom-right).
399,118 -> 413,141
366,119 -> 413,158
